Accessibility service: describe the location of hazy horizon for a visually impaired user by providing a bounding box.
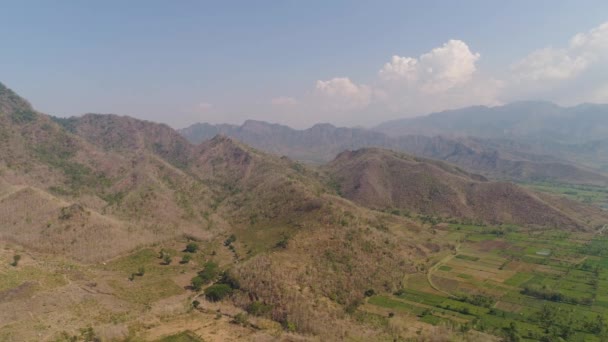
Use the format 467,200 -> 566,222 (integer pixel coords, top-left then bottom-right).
3,1 -> 608,128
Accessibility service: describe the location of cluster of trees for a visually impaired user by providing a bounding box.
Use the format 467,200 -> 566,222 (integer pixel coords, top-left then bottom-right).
521,285 -> 592,305
456,294 -> 495,308
158,242 -> 199,266
190,261 -> 241,302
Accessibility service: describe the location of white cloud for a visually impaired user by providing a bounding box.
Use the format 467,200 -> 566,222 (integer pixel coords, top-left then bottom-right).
285,22 -> 608,127
271,96 -> 298,106
512,22 -> 608,82
314,77 -> 372,111
197,102 -> 213,111
505,21 -> 608,105
379,40 -> 480,93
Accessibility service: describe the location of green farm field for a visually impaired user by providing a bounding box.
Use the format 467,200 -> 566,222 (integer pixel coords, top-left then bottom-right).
362,223 -> 608,341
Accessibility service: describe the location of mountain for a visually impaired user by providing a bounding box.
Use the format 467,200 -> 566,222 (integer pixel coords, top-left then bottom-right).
325,148 -> 605,229
375,101 -> 608,143
1,82 -> 606,341
179,120 -> 608,186
0,82 -> 442,340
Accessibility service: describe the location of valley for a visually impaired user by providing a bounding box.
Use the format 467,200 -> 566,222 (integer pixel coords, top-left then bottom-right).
0,82 -> 607,341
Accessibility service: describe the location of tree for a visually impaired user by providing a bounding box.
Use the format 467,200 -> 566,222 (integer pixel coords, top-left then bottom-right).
198,261 -> 219,283
537,304 -> 556,329
205,284 -> 233,301
503,322 -> 520,342
10,254 -> 21,267
163,254 -> 172,265
191,276 -> 204,291
185,243 -> 199,253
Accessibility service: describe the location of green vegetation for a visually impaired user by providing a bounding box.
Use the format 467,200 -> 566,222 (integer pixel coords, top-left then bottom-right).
204,284 -> 233,301
180,254 -> 192,264
198,261 -> 219,283
184,243 -> 199,253
10,109 -> 37,124
10,254 -> 21,267
246,301 -> 272,316
521,180 -> 608,209
363,223 -> 608,341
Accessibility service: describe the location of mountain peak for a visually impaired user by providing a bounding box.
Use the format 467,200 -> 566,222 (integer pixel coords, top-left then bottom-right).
0,82 -> 34,116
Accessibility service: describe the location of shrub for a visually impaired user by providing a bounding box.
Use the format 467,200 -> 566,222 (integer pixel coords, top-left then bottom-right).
218,271 -> 240,289
275,236 -> 289,249
364,289 -> 375,297
137,266 -> 145,276
180,254 -> 192,264
232,313 -> 248,326
198,261 -> 219,283
185,243 -> 199,253
192,300 -> 200,308
224,234 -> 236,246
10,254 -> 21,267
246,301 -> 272,316
162,254 -> 172,265
191,276 -> 204,291
205,284 -> 233,301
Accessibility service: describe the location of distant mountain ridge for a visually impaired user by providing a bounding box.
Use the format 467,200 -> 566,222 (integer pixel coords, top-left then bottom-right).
374,101 -> 608,143
179,119 -> 608,186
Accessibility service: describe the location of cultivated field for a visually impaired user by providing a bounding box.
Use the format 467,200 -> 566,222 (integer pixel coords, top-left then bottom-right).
361,223 -> 608,341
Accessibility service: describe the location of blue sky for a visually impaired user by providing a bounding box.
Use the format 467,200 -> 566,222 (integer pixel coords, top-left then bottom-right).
2,1 -> 608,128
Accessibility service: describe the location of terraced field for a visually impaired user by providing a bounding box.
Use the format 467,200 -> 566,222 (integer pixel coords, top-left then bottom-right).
361,224 -> 608,341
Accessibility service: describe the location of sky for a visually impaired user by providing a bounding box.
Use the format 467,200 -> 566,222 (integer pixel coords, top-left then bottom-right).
2,1 -> 608,129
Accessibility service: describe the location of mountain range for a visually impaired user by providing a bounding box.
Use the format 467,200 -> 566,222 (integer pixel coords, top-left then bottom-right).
179,116 -> 608,186
1,81 -> 607,341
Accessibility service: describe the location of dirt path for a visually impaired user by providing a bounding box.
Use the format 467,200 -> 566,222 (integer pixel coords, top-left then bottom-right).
426,244 -> 460,298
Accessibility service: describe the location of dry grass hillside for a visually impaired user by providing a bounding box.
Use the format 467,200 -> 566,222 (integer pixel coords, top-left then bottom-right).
326,148 -> 606,230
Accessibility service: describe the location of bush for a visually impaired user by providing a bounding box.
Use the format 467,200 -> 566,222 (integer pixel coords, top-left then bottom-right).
224,234 -> 236,246
192,300 -> 200,308
191,276 -> 204,291
218,270 -> 240,289
198,261 -> 219,283
205,284 -> 233,301
180,254 -> 192,264
185,243 -> 199,253
364,289 -> 375,297
246,301 -> 272,316
162,254 -> 172,265
10,254 -> 21,267
232,313 -> 248,326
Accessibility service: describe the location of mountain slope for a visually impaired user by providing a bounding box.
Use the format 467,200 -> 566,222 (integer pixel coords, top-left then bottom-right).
325,148 -> 605,229
0,82 -> 442,340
